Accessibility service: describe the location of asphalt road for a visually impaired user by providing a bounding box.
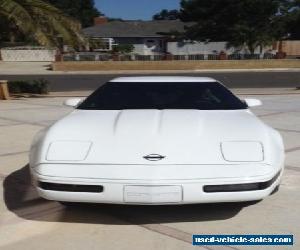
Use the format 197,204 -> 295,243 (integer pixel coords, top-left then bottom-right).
2,71 -> 300,92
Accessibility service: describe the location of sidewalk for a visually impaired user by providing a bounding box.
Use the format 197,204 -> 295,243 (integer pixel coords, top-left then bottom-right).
0,62 -> 52,75
0,61 -> 300,75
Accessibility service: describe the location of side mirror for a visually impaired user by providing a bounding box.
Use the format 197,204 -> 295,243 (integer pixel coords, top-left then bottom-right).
244,98 -> 262,107
63,98 -> 82,108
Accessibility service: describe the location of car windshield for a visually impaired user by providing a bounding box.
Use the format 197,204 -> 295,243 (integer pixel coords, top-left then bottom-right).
77,82 -> 247,110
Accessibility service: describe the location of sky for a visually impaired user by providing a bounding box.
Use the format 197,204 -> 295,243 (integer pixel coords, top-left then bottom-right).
95,0 -> 181,20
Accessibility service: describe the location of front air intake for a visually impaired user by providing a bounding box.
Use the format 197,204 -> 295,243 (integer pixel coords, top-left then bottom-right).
39,182 -> 104,193
203,171 -> 280,193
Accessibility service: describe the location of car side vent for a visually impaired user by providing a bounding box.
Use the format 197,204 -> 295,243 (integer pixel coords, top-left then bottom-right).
39,182 -> 104,193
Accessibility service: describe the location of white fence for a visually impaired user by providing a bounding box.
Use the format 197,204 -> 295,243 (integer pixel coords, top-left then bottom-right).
0,47 -> 57,62
167,41 -> 274,55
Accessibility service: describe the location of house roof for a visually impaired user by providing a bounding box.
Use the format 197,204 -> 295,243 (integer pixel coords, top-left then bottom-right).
82,20 -> 191,38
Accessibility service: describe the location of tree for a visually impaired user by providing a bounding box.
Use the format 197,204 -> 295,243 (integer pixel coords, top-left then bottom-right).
281,0 -> 300,39
0,0 -> 85,47
46,0 -> 100,27
153,9 -> 180,20
180,0 -> 286,54
289,14 -> 300,39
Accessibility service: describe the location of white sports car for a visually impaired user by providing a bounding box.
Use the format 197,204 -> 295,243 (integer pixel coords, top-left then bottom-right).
29,76 -> 284,205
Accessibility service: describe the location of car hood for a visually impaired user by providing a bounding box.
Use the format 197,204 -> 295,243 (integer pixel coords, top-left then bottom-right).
34,109 -> 270,165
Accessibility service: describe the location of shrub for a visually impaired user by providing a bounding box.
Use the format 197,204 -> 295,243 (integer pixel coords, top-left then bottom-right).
8,79 -> 50,94
112,44 -> 134,54
32,79 -> 49,94
7,81 -> 26,93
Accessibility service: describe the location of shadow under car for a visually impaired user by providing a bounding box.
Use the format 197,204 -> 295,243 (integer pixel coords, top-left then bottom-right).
3,165 -> 259,225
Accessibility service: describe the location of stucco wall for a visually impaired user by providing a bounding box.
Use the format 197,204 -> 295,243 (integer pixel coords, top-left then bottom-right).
0,48 -> 57,62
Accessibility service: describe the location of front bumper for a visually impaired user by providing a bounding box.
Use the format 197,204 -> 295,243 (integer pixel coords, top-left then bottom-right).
30,163 -> 283,204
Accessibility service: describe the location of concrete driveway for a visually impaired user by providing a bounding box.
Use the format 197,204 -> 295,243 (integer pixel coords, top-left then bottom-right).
0,89 -> 300,250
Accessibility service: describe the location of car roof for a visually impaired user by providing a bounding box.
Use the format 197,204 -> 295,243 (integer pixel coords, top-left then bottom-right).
109,76 -> 217,83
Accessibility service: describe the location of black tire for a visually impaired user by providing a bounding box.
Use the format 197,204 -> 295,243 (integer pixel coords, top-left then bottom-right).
240,200 -> 262,206
59,201 -> 79,207
271,184 -> 280,195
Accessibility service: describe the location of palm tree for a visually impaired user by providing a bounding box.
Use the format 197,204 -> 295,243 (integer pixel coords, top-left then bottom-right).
0,0 -> 85,48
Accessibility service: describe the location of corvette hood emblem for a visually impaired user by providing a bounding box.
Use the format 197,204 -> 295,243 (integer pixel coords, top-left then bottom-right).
143,154 -> 166,161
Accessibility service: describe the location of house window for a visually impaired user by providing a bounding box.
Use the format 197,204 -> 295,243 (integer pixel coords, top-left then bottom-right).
145,39 -> 156,48
89,38 -> 116,51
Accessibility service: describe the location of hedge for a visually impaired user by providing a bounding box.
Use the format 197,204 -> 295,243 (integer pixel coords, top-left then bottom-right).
8,79 -> 49,94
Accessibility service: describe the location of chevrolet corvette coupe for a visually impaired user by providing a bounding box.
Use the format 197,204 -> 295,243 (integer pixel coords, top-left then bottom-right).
29,77 -> 284,205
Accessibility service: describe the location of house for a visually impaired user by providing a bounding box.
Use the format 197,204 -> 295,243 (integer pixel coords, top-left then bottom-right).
82,16 -> 282,57
82,17 -> 274,56
82,16 -> 190,55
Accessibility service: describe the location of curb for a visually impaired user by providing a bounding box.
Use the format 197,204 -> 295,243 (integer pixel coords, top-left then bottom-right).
1,68 -> 300,76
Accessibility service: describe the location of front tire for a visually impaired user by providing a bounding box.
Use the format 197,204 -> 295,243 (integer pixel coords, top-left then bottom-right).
59,201 -> 79,207
271,184 -> 280,195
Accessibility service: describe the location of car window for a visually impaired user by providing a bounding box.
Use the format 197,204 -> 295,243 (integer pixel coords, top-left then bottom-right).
77,82 -> 247,110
